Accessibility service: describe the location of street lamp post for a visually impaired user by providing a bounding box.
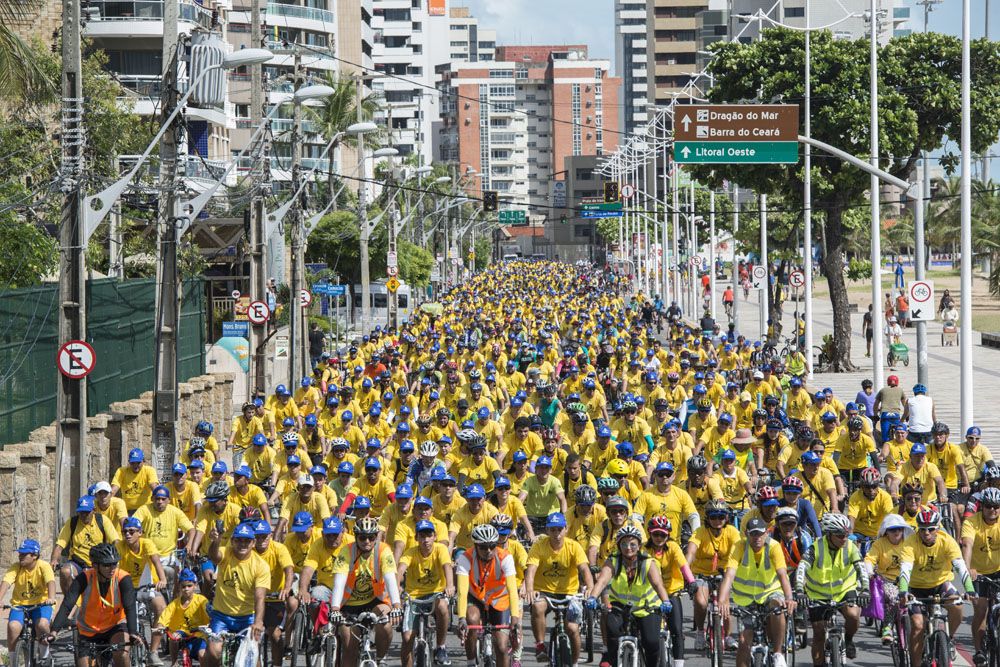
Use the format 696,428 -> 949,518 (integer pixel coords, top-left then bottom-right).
869,0 -> 885,392
960,0 -> 974,429
359,146 -> 399,334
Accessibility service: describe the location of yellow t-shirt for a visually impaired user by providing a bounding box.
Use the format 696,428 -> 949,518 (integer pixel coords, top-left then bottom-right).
836,433 -> 876,471
116,538 -> 160,585
648,541 -> 687,595
865,537 -> 905,581
256,541 -> 294,593
280,493 -> 331,527
898,461 -> 943,503
56,515 -> 120,565
901,531 -> 961,589
96,498 -> 129,530
928,443 -> 965,489
303,538 -> 341,588
566,504 -> 608,551
331,543 -> 397,606
689,524 -> 741,577
166,482 -> 202,521
400,543 -> 451,597
713,468 -> 751,510
352,476 -> 395,517
285,530 -> 319,573
633,486 -> 696,542
527,536 -> 588,595
159,594 -> 211,637
132,504 -> 194,557
431,493 -> 467,527
961,514 -> 1000,575
244,446 -> 278,484
229,485 -> 267,512
193,502 -> 242,554
796,468 -> 837,518
213,551 -> 271,616
112,465 -> 160,511
231,415 -> 265,449
449,503 -> 500,551
847,488 -> 894,539
456,456 -> 502,493
3,561 -> 54,605
393,517 -> 450,552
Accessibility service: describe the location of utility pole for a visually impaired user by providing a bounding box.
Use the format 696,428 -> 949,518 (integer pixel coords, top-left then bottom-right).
960,0 -> 974,429
152,0 -> 181,474
288,46 -> 305,386
55,0 -> 88,528
109,159 -> 123,279
248,0 -> 267,397
869,0 -> 885,392
731,185 -> 740,334
357,75 -> 372,334
760,193 -> 769,341
804,0 -> 814,378
709,190 -> 716,319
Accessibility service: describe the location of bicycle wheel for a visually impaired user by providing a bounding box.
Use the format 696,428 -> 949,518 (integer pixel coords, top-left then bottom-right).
287,608 -> 305,667
413,637 -> 429,667
131,639 -> 149,667
752,649 -> 767,667
619,640 -> 637,667
10,639 -> 31,667
828,634 -> 842,667
479,637 -> 495,667
557,633 -> 573,667
585,606 -> 595,663
932,631 -> 950,667
711,610 -> 724,667
658,630 -> 673,667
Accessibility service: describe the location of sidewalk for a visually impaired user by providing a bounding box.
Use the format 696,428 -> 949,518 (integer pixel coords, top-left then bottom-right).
705,280 -> 1000,458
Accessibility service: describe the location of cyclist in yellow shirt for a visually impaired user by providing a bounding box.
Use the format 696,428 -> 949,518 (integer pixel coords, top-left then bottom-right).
398,520 -> 454,667
961,487 -> 1000,666
929,422 -> 970,532
266,384 -> 302,430
153,568 -> 209,664
0,539 -> 55,654
796,452 -> 838,520
898,443 -> 947,505
449,484 -> 500,553
250,519 -> 295,667
847,467 -> 894,541
111,449 -> 160,514
50,495 -> 120,594
686,499 -> 741,650
835,417 -> 877,486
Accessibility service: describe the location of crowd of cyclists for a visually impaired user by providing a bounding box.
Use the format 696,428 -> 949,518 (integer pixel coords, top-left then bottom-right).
3,260 -> 999,667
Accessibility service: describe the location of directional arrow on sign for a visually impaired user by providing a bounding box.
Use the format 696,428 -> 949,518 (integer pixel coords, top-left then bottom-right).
681,115 -> 692,132
912,309 -> 922,320
681,146 -> 691,158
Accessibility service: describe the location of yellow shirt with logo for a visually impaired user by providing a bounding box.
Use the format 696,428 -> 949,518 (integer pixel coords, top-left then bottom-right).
689,524 -> 741,577
527,536 -> 588,595
929,443 -> 965,489
3,561 -> 54,606
865,537 -> 904,581
633,486 -> 696,542
159,593 -> 210,637
112,465 -> 160,511
165,482 -> 202,521
213,551 -> 271,616
116,538 -> 160,585
962,514 -> 1000,575
132,504 -> 194,557
285,530 -> 319,573
901,531 -> 961,589
847,488 -> 894,538
400,543 -> 451,597
898,461 -> 942,503
256,541 -> 294,593
56,516 -> 120,565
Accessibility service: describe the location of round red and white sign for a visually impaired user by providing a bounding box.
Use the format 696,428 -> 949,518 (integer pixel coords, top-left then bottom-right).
58,340 -> 96,379
300,289 -> 312,307
788,270 -> 805,288
752,265 -> 767,280
909,280 -> 932,303
620,184 -> 636,200
247,300 -> 270,325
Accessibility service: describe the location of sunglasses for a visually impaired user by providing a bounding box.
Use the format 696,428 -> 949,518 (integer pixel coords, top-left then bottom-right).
124,529 -> 141,534
357,534 -> 377,541
985,503 -> 1000,510
918,527 -> 939,533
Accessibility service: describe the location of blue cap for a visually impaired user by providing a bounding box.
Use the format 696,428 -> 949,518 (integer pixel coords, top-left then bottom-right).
128,448 -> 144,463
252,433 -> 268,447
465,484 -> 486,499
310,465 -> 327,476
337,461 -> 354,475
76,495 -> 95,512
304,414 -> 318,427
172,463 -> 187,475
123,516 -> 142,531
512,451 -> 528,463
790,378 -> 802,387
762,498 -> 781,507
369,404 -> 382,417
821,411 -> 837,422
396,483 -> 414,499
16,539 -> 40,555
801,451 -> 821,465
342,410 -> 354,421
322,517 -> 344,535
399,439 -> 415,453
895,422 -> 910,432
292,511 -> 313,532
546,512 -> 567,529
911,443 -> 927,455
178,568 -> 197,583
276,384 -> 290,396
364,456 -> 381,470
397,422 -> 411,433
152,485 -> 170,499
189,459 -> 205,469
286,454 -> 301,466
252,519 -> 271,536
232,523 -> 255,540
353,496 -> 372,510
415,495 -> 433,507
234,465 -> 252,479
495,476 -> 511,489
968,426 -> 983,437
536,455 -> 553,468
718,412 -> 734,424
477,407 -> 491,419
366,437 -> 381,450
616,442 -> 634,456
511,397 -> 524,407
597,425 -> 612,438
362,378 -> 373,389
415,519 -> 436,534
213,462 -> 229,475
814,391 -> 826,400
720,449 -> 736,461
430,466 -> 447,482
655,461 -> 675,474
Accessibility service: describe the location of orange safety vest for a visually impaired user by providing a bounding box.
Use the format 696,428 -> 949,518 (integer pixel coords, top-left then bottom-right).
464,546 -> 511,612
343,543 -> 388,604
78,568 -> 129,637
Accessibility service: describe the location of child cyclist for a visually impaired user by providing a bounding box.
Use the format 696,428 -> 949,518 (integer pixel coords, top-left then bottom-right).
0,539 -> 56,655
153,569 -> 209,664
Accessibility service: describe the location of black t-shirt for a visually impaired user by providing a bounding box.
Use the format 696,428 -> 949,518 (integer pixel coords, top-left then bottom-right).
308,329 -> 325,355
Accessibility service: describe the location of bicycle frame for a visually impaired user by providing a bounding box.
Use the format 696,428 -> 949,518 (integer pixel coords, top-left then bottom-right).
466,624 -> 510,666
542,595 -> 582,667
7,603 -> 53,667
734,605 -> 784,667
406,594 -> 443,667
343,612 -> 390,667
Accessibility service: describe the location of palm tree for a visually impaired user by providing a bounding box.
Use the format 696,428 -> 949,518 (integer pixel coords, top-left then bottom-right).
0,0 -> 56,102
306,73 -> 383,209
927,176 -> 962,268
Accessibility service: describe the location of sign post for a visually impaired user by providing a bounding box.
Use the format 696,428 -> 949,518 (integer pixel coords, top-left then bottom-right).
673,105 -> 799,165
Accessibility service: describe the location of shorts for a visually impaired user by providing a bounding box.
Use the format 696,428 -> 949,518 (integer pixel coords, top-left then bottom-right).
908,583 -> 959,615
537,593 -> 581,624
469,596 -> 511,627
61,559 -> 86,578
200,559 -> 216,574
343,599 -> 382,616
973,571 -> 1000,596
8,605 -> 52,626
807,593 -> 857,623
208,609 -> 254,636
182,637 -> 207,656
78,624 -> 129,657
263,601 -> 285,628
737,598 -> 784,632
403,594 -> 443,633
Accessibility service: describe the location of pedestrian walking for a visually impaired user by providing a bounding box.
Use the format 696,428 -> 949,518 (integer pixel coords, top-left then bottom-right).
863,304 -> 874,357
895,291 -> 910,328
894,259 -> 905,289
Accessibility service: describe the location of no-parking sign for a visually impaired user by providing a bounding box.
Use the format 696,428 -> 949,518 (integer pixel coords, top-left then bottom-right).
58,340 -> 96,379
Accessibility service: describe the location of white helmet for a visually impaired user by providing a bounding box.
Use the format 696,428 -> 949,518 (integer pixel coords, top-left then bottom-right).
981,487 -> 1000,507
457,428 -> 479,444
820,512 -> 851,535
419,442 -> 440,457
471,524 -> 500,545
616,524 -> 643,543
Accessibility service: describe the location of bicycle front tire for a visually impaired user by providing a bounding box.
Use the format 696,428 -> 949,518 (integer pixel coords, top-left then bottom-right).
10,638 -> 31,667
752,648 -> 767,667
711,609 -> 725,667
932,631 -> 950,667
828,633 -> 843,667
413,637 -> 429,667
585,607 -> 595,663
619,639 -> 638,667
658,630 -> 673,667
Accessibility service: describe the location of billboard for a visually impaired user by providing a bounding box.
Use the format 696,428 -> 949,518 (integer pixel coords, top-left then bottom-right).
428,0 -> 445,15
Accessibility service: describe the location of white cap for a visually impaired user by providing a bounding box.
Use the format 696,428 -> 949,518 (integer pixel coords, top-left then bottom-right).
297,473 -> 315,486
877,513 -> 914,538
752,370 -> 764,380
93,481 -> 112,494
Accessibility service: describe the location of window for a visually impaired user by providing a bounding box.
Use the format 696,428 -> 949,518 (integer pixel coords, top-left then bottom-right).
451,24 -> 463,30
490,118 -> 509,127
653,30 -> 696,41
493,101 -> 515,112
785,7 -> 805,17
489,84 -> 514,97
654,6 -> 700,18
412,21 -> 422,31
235,104 -> 249,118
450,41 -> 465,47
571,83 -> 582,155
490,69 -> 514,79
383,8 -> 410,21
515,66 -> 528,79
384,90 -> 413,103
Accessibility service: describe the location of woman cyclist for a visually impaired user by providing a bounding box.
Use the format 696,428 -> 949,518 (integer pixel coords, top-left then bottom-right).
646,516 -> 694,667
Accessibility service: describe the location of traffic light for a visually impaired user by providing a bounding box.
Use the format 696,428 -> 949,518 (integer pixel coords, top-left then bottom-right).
483,190 -> 498,212
604,182 -> 619,203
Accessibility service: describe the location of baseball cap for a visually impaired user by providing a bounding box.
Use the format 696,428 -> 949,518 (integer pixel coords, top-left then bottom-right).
746,518 -> 768,535
512,451 -> 528,463
337,462 -> 355,475
212,461 -> 228,474
415,519 -> 436,534
364,457 -> 382,470
76,495 -> 95,512
128,448 -> 144,463
152,485 -> 170,499
231,523 -> 255,540
322,517 -> 344,535
396,483 -> 414,499
16,539 -> 40,555
234,465 -> 252,479
801,451 -> 821,465
415,496 -> 433,508
286,455 -> 301,467
399,439 -> 415,453
911,443 -> 927,455
252,520 -> 271,536
495,476 -> 511,489
536,455 -> 553,468
189,459 -> 205,470
178,568 -> 197,583
655,462 -> 675,475
291,511 -> 313,532
546,512 -> 567,529
296,473 -> 314,486
353,496 -> 372,510
123,517 -> 142,531
172,463 -> 187,475
92,481 -> 112,494
967,426 -> 983,437
465,484 -> 486,499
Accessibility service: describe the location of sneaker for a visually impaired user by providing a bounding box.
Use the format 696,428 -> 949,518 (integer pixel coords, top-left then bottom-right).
535,642 -> 546,663
773,653 -> 787,667
433,647 -> 450,665
725,636 -> 739,651
975,652 -> 988,666
694,634 -> 706,651
846,640 -> 856,659
951,643 -> 957,662
148,655 -> 164,667
881,625 -> 893,645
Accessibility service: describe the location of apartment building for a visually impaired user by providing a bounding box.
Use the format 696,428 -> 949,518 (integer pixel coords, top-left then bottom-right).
645,0 -> 709,106
615,0 -> 650,136
441,45 -> 620,218
447,7 -> 496,63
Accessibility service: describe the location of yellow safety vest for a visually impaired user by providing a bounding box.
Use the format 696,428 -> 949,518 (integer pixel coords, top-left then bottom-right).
803,537 -> 860,602
731,539 -> 783,607
607,555 -> 661,617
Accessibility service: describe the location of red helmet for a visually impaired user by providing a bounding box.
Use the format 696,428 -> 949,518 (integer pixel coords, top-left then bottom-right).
860,467 -> 882,486
648,515 -> 672,535
757,485 -> 779,503
887,375 -> 899,387
782,476 -> 804,492
916,507 -> 941,528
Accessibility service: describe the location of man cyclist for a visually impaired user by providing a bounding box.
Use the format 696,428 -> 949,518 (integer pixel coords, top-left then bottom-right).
0,539 -> 55,656
250,520 -> 294,667
455,524 -> 520,667
399,519 -> 453,667
961,486 -> 1000,666
46,544 -> 138,667
794,512 -> 868,665
50,495 -> 120,594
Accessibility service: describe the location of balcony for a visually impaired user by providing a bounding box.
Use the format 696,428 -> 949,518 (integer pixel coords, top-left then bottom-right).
84,0 -> 213,37
266,2 -> 335,26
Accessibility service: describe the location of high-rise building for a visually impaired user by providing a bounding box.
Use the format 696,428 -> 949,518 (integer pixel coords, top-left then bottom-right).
441,45 -> 620,217
372,0 -> 452,164
447,7 -> 497,63
645,0 -> 709,106
615,0 -> 650,135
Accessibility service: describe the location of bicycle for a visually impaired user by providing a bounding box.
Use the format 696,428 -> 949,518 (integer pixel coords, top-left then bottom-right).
540,594 -> 583,667
341,611 -> 391,667
978,578 -> 1000,667
886,597 -> 911,667
611,603 -> 671,667
911,594 -> 961,667
74,640 -> 133,667
6,603 -> 54,667
284,601 -> 314,667
405,593 -> 444,667
700,575 -> 725,667
151,629 -> 196,667
465,623 -> 511,667
733,604 -> 787,667
583,599 -> 596,663
260,593 -> 289,667
808,600 -> 849,667
198,625 -> 257,667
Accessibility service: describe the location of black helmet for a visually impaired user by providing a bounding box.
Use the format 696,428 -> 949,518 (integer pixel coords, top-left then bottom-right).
931,422 -> 950,435
847,417 -> 864,431
90,543 -> 120,566
687,454 -> 709,472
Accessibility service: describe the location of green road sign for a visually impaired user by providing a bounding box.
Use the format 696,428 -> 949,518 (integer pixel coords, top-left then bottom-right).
673,141 -> 798,164
581,202 -> 623,212
498,210 -> 527,226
